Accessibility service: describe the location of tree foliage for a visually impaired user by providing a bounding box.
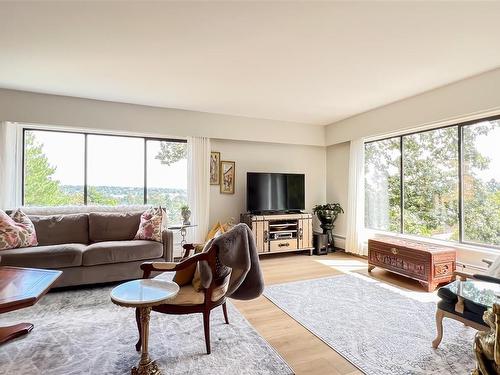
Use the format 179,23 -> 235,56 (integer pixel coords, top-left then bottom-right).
155,141 -> 187,166
365,121 -> 500,246
24,132 -> 76,206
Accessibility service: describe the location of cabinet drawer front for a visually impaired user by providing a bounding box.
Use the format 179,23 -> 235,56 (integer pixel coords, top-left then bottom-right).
270,239 -> 298,252
434,262 -> 454,278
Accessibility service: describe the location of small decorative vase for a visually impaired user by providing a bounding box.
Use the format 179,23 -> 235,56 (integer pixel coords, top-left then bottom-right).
181,209 -> 191,225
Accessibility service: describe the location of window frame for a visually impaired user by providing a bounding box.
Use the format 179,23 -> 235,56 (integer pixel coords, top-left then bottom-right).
21,127 -> 187,207
364,114 -> 500,250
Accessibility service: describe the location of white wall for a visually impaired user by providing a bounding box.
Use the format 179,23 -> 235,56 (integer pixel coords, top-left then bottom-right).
0,88 -> 325,146
326,68 -> 500,145
209,139 -> 326,231
326,142 -> 350,248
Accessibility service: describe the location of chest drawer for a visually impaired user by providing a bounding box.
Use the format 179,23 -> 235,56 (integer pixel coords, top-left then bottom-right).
270,239 -> 298,252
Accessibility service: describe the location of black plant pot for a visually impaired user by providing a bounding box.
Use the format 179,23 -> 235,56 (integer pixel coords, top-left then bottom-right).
317,210 -> 337,252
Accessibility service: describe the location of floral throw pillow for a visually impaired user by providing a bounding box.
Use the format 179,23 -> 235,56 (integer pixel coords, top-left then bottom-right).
0,209 -> 38,251
134,207 -> 164,243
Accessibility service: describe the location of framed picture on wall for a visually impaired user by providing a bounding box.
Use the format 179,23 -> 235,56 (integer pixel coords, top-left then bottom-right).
210,151 -> 220,185
220,160 -> 235,194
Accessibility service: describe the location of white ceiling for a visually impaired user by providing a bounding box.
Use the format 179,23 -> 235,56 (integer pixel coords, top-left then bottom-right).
1,1 -> 500,126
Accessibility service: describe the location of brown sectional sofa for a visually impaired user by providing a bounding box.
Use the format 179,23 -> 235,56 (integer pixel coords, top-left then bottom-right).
0,211 -> 173,287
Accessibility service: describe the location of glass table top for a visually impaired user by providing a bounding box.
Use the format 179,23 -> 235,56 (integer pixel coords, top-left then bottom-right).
168,224 -> 198,230
110,279 -> 179,306
445,280 -> 500,308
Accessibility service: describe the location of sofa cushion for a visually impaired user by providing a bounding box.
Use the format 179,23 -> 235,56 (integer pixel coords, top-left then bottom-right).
89,212 -> 143,242
0,243 -> 85,268
30,214 -> 89,245
82,240 -> 163,266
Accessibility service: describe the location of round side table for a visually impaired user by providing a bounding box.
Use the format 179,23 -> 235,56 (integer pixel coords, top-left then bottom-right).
111,279 -> 179,375
168,224 -> 197,246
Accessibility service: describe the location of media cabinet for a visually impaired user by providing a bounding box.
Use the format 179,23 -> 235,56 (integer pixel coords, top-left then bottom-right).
241,213 -> 314,255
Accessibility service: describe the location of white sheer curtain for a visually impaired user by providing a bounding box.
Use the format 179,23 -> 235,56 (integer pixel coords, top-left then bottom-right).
187,136 -> 211,243
0,122 -> 23,210
345,138 -> 367,256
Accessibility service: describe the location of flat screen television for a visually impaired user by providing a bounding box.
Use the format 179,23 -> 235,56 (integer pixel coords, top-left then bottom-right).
247,172 -> 305,213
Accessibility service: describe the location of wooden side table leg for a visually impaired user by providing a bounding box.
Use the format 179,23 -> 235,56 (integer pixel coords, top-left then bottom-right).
432,309 -> 444,349
368,265 -> 375,272
0,323 -> 34,345
132,307 -> 161,375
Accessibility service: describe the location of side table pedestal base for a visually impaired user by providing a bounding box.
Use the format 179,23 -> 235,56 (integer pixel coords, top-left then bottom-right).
131,357 -> 161,375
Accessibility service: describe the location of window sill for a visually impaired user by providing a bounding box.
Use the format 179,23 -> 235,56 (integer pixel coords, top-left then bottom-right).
365,229 -> 499,258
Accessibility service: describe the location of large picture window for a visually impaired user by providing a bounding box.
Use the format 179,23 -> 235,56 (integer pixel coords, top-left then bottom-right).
23,129 -> 187,222
364,116 -> 500,248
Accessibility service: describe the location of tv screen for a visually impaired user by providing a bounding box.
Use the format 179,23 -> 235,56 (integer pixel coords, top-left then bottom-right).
247,173 -> 305,213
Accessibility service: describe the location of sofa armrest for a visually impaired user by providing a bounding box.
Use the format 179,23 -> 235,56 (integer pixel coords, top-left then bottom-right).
162,229 -> 174,262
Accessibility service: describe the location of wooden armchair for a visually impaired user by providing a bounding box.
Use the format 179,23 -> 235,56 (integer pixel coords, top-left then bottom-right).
433,258 -> 499,348
137,243 -> 231,354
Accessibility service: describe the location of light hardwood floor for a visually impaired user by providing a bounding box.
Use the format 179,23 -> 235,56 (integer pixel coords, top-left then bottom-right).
232,251 -> 430,375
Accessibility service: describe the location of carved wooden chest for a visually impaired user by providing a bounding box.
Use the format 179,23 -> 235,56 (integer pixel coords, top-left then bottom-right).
368,236 -> 456,292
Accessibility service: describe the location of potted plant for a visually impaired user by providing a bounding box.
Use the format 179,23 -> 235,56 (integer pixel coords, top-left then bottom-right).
181,204 -> 191,225
313,203 -> 344,251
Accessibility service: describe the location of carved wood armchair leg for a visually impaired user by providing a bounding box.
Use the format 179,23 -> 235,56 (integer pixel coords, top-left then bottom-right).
203,310 -> 212,354
222,302 -> 229,324
432,309 -> 445,349
135,307 -> 142,352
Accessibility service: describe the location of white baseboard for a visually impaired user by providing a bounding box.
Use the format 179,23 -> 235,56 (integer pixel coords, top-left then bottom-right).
333,234 -> 345,250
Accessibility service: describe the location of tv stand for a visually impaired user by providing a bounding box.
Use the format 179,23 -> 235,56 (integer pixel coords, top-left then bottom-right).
241,212 -> 313,255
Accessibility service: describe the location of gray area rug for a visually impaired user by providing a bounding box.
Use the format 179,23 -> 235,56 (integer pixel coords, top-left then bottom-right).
264,274 -> 476,375
0,285 -> 292,375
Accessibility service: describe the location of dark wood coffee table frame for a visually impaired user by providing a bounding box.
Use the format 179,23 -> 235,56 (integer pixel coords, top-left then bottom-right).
0,266 -> 62,344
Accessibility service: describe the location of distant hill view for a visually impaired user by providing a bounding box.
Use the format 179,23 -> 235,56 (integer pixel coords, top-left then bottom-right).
60,185 -> 187,223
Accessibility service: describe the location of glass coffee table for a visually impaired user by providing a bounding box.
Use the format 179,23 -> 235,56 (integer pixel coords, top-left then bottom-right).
445,279 -> 500,310
111,279 -> 179,375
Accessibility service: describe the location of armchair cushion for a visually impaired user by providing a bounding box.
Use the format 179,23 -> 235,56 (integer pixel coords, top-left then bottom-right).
154,273 -> 230,305
173,246 -> 203,286
205,222 -> 224,242
192,239 -> 216,291
165,285 -> 205,305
